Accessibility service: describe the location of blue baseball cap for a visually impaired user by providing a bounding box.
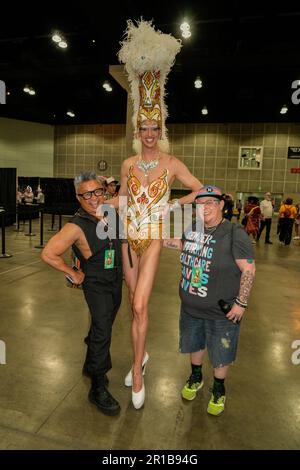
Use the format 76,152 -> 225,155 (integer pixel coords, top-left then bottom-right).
194,185 -> 224,201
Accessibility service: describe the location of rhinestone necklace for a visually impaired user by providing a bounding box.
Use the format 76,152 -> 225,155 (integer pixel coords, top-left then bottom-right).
137,154 -> 160,176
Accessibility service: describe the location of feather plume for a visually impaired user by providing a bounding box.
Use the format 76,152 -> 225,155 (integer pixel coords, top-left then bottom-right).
118,19 -> 182,153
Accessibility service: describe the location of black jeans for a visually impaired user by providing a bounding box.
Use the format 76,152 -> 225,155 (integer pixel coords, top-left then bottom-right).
258,218 -> 272,242
278,218 -> 294,245
83,267 -> 122,377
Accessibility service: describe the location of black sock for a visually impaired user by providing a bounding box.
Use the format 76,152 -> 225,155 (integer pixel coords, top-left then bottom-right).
213,377 -> 225,394
191,363 -> 202,382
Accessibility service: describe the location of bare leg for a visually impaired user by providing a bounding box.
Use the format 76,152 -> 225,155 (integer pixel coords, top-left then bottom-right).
122,243 -> 139,304
190,350 -> 206,366
213,365 -> 229,380
122,241 -> 162,392
131,240 -> 163,392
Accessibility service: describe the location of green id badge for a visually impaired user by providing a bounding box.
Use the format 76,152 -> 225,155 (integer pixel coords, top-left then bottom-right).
104,249 -> 115,269
191,266 -> 202,287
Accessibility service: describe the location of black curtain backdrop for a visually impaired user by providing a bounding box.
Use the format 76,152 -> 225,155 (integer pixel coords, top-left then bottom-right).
0,168 -> 17,225
40,177 -> 79,214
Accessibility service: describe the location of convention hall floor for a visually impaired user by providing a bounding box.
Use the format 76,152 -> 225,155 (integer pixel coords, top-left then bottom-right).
0,215 -> 299,450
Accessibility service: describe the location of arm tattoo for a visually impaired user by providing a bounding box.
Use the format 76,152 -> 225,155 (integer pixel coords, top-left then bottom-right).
239,269 -> 254,304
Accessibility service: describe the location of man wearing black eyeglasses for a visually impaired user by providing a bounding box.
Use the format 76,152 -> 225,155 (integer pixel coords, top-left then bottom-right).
41,171 -> 123,416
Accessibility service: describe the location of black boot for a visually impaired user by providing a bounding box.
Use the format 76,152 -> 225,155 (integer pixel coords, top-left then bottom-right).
88,376 -> 120,416
82,361 -> 109,385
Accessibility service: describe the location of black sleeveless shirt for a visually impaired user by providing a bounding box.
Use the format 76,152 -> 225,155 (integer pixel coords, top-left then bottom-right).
69,208 -> 122,275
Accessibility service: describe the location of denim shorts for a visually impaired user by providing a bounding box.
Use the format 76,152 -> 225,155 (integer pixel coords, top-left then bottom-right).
179,304 -> 240,368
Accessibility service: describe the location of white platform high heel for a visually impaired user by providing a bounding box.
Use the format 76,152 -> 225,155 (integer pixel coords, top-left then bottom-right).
132,379 -> 145,409
124,352 -> 149,387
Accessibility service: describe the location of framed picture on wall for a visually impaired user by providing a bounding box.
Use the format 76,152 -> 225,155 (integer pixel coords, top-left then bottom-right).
287,147 -> 300,159
97,160 -> 108,171
238,146 -> 263,170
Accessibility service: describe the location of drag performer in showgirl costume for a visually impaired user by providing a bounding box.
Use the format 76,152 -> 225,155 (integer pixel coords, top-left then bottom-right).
110,20 -> 203,409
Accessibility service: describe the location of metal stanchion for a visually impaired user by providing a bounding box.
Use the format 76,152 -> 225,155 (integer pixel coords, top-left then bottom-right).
24,207 -> 36,237
0,209 -> 12,258
35,207 -> 45,249
14,204 -> 24,232
48,212 -> 56,232
58,211 -> 62,231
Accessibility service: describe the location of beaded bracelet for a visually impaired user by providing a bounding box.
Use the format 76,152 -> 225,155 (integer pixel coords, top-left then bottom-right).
234,297 -> 247,308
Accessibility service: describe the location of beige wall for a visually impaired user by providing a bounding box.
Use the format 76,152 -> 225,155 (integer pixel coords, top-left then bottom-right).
54,124 -> 126,180
54,122 -> 300,200
0,117 -> 54,177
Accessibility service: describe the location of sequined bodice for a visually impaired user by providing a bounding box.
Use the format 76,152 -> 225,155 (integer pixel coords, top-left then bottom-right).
126,165 -> 170,251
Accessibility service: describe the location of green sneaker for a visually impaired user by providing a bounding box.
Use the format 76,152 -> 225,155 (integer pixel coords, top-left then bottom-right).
181,374 -> 204,401
207,389 -> 226,416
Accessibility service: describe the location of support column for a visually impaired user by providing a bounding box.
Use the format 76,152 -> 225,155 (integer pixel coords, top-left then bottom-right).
109,64 -> 133,157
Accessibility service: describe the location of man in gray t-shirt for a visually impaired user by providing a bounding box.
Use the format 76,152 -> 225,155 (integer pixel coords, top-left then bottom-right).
164,185 -> 255,416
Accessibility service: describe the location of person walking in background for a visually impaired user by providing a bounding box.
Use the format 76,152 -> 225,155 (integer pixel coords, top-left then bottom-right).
257,192 -> 273,244
16,188 -> 23,203
36,186 -> 45,204
23,186 -> 34,204
278,198 -> 297,246
293,202 -> 300,240
236,199 -> 242,221
244,197 -> 261,244
222,194 -> 234,221
105,177 -> 119,200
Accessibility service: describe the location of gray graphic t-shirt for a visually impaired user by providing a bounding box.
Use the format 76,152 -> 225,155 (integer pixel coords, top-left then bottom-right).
179,220 -> 253,319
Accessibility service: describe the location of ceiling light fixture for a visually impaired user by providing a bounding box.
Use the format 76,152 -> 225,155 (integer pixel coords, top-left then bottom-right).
201,106 -> 208,115
52,31 -> 68,49
102,81 -> 113,92
194,77 -> 202,89
52,34 -> 62,43
58,41 -> 68,49
280,104 -> 288,114
182,30 -> 192,39
180,21 -> 191,39
23,86 -> 36,95
180,22 -> 190,31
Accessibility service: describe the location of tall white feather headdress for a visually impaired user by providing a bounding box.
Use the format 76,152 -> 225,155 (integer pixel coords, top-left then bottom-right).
118,19 -> 182,154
